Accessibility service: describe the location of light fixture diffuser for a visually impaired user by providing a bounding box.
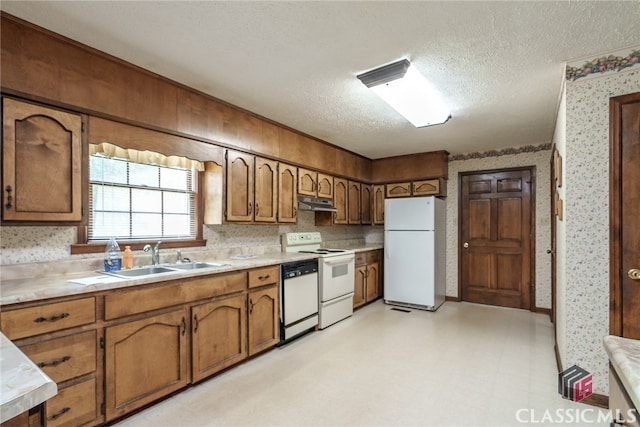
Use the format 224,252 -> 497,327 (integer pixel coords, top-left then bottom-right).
357,59 -> 450,128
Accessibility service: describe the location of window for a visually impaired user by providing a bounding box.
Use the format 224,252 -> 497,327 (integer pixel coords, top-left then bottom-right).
89,155 -> 197,242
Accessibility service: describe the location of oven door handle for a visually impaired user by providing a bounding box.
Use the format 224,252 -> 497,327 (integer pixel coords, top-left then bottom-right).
322,255 -> 355,265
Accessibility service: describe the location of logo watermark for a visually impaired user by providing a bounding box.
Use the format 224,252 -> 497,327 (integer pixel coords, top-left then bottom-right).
515,408 -> 638,424
558,365 -> 592,402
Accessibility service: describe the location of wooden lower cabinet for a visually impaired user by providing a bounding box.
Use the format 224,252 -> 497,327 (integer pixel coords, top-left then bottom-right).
104,308 -> 189,421
353,250 -> 382,309
1,406 -> 43,427
191,294 -> 247,382
46,376 -> 97,427
248,286 -> 279,356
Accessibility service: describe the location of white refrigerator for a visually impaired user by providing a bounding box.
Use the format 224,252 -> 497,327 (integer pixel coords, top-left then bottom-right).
384,196 -> 446,311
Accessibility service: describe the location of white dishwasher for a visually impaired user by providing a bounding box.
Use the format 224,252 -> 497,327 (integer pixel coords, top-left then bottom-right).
279,259 -> 318,344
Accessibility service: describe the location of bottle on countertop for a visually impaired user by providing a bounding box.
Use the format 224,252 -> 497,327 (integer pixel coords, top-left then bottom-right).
104,236 -> 122,272
123,245 -> 134,269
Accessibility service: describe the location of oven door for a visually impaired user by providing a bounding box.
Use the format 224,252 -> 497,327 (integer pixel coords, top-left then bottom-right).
319,253 -> 355,302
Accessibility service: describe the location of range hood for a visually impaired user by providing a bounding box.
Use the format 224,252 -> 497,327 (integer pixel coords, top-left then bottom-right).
297,196 -> 337,212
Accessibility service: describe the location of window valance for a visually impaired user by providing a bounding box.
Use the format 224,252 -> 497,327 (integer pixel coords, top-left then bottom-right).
90,142 -> 205,171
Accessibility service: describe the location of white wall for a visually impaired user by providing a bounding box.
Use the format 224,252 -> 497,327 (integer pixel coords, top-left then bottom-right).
445,147 -> 552,309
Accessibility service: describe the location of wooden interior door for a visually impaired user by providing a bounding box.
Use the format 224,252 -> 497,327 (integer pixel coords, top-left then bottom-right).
460,169 -> 533,309
610,92 -> 640,339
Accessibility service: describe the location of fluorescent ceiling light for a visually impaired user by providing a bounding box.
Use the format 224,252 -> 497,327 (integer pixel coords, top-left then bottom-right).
357,59 -> 451,128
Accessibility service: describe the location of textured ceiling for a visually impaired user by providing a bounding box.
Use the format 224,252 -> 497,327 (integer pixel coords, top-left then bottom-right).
2,1 -> 639,158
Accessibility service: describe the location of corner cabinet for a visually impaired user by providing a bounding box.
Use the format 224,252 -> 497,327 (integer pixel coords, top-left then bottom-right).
2,97 -> 83,222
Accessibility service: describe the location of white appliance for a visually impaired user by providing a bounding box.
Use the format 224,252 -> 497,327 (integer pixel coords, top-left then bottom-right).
384,196 -> 446,311
279,259 -> 319,344
282,232 -> 355,329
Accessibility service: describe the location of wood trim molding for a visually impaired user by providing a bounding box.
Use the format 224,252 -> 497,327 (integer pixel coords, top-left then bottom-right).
445,296 -> 461,302
580,393 -> 609,409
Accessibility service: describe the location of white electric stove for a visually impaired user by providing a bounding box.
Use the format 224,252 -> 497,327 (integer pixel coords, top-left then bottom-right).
282,232 -> 355,329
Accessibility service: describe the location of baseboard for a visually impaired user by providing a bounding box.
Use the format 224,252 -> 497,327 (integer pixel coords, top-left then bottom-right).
534,307 -> 551,317
554,344 -> 563,373
581,393 -> 608,409
445,296 -> 461,302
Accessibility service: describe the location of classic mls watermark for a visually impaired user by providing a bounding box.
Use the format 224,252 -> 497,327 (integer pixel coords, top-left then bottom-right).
513,365 -> 638,424
515,408 -> 638,424
558,364 -> 592,402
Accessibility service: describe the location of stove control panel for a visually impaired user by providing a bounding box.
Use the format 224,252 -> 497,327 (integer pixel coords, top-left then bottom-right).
282,232 -> 322,248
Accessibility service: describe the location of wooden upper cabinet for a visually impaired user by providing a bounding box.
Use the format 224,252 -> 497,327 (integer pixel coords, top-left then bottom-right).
226,150 -> 254,222
2,97 -> 83,222
412,179 -> 441,197
386,182 -> 412,198
348,181 -> 361,224
277,163 -> 297,223
254,157 -> 277,223
373,185 -> 385,225
360,184 -> 372,225
333,178 -> 348,225
297,168 -> 317,197
317,173 -> 334,199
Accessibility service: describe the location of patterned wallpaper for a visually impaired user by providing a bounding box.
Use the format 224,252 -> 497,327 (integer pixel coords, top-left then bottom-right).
0,210 -> 372,265
446,147 -> 552,309
562,67 -> 640,395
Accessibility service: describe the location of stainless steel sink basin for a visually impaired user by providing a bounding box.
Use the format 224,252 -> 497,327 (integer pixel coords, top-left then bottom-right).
103,266 -> 177,278
166,262 -> 228,270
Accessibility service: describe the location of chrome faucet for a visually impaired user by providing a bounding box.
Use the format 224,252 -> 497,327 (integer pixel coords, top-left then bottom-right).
143,241 -> 162,265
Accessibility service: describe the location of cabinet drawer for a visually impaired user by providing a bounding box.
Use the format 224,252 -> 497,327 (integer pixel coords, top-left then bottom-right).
248,266 -> 279,288
46,376 -> 97,427
105,272 -> 246,320
1,298 -> 96,340
20,330 -> 96,384
366,251 -> 380,264
355,253 -> 366,266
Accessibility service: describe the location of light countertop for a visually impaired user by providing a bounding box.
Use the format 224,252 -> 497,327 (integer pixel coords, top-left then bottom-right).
0,252 -> 320,306
0,332 -> 57,423
604,335 -> 640,410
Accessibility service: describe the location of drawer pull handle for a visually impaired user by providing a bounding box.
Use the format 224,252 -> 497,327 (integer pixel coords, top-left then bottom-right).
34,312 -> 70,323
38,356 -> 71,368
258,274 -> 270,281
48,407 -> 70,420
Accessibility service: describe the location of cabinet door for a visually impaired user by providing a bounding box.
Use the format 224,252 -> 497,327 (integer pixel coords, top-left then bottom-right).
277,163 -> 297,223
333,178 -> 348,225
412,179 -> 441,196
254,157 -> 277,223
104,308 -> 189,421
2,98 -> 83,222
297,168 -> 317,196
373,185 -> 385,225
386,182 -> 412,198
191,295 -> 247,382
348,181 -> 361,224
317,173 -> 334,199
360,184 -> 372,225
226,150 -> 254,221
366,262 -> 380,303
248,286 -> 279,356
354,265 -> 367,308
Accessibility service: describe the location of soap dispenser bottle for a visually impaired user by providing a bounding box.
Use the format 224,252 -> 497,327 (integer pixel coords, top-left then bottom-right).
123,246 -> 134,269
104,237 -> 122,272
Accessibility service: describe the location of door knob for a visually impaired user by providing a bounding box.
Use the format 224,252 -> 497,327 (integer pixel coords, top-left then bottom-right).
629,269 -> 640,280
463,242 -> 469,249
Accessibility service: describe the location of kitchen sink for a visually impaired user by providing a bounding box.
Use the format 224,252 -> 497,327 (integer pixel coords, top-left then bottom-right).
103,266 -> 177,278
165,262 -> 229,270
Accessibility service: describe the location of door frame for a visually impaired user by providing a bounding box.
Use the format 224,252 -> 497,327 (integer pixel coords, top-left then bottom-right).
609,91 -> 640,335
457,166 -> 537,311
